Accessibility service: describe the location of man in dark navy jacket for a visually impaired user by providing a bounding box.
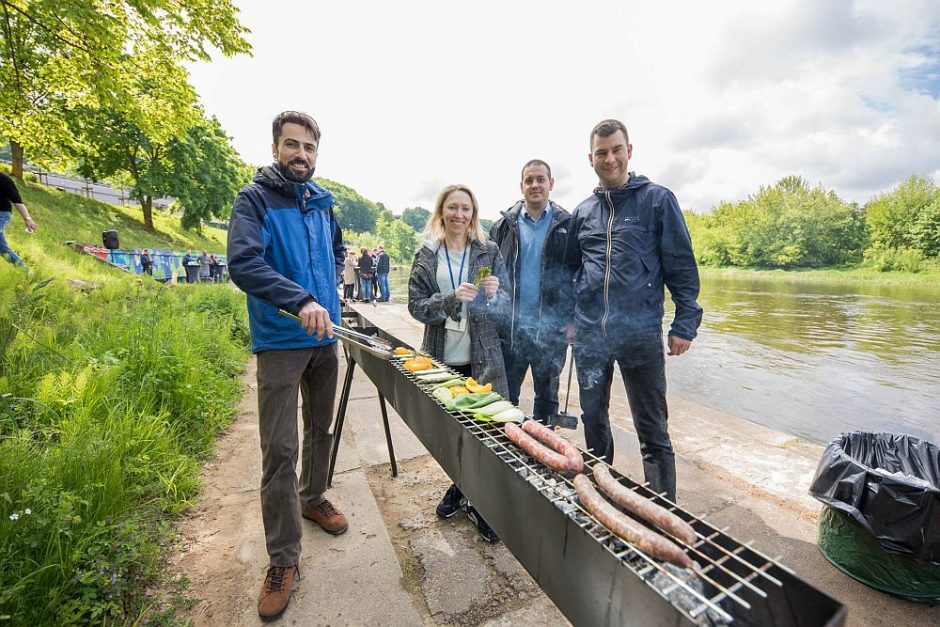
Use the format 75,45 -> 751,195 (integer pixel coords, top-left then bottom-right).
564,119 -> 702,502
227,111 -> 348,622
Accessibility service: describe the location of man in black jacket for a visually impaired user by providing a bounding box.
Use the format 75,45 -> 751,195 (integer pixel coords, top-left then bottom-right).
489,159 -> 571,425
375,246 -> 390,301
564,120 -> 702,502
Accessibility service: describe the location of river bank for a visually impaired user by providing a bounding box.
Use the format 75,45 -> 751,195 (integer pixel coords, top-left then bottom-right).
162,300 -> 936,626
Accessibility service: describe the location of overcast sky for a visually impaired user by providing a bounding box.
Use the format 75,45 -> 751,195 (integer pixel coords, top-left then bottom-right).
187,0 -> 940,220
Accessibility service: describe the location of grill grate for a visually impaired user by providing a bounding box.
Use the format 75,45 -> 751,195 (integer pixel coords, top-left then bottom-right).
391,357 -> 798,625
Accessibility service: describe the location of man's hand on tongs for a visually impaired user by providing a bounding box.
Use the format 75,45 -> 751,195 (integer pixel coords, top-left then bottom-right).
298,301 -> 334,340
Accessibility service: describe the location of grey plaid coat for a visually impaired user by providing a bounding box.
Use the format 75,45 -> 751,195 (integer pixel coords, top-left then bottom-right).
408,239 -> 510,398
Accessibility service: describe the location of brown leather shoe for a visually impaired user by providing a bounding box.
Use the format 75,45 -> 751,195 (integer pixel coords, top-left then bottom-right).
257,563 -> 299,621
302,498 -> 349,535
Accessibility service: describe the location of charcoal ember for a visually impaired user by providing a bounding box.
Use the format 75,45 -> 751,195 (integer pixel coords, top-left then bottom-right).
646,563 -> 731,626
554,499 -> 577,515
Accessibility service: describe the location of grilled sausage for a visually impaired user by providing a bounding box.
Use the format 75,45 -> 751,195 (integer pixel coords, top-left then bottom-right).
505,422 -> 573,473
593,464 -> 696,545
520,419 -> 584,473
573,474 -> 693,569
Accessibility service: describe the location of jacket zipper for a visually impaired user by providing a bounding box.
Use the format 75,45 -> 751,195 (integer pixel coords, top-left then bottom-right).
601,191 -> 615,335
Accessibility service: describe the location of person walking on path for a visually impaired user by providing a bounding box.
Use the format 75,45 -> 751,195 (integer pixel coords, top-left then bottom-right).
489,159 -> 571,426
408,183 -> 510,543
563,119 -> 702,502
375,245 -> 391,301
342,249 -> 357,300
0,171 -> 37,268
227,111 -> 349,622
140,248 -> 153,275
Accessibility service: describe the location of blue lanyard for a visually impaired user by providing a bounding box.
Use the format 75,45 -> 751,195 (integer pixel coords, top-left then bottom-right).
443,241 -> 467,291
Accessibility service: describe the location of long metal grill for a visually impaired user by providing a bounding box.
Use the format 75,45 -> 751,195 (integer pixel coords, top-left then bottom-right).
343,315 -> 846,627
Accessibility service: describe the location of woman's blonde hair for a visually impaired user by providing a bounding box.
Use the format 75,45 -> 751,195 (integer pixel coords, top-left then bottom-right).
421,184 -> 487,244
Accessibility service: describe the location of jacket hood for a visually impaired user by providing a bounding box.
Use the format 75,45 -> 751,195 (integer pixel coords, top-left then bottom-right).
254,164 -> 334,211
593,173 -> 650,197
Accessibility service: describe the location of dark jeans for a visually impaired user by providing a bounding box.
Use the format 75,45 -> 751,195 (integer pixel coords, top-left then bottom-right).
503,327 -> 566,423
359,277 -> 373,301
377,272 -> 390,301
344,283 -> 355,299
573,329 -> 675,501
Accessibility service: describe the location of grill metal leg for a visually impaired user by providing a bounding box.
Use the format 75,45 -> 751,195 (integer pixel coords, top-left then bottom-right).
327,351 -> 356,488
378,393 -> 398,477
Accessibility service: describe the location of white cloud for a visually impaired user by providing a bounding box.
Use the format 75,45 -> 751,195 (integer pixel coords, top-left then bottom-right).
187,0 -> 940,219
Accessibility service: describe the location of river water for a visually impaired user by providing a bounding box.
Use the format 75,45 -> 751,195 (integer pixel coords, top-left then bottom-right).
386,268 -> 940,446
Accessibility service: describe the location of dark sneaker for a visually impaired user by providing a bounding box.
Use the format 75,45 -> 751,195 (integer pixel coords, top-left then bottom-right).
302,499 -> 349,535
465,503 -> 500,543
258,564 -> 299,621
435,484 -> 466,519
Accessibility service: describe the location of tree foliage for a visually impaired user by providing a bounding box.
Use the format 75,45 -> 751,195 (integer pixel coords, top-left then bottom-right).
0,0 -> 250,177
863,175 -> 938,256
377,214 -> 419,263
400,206 -> 430,232
689,176 -> 865,268
317,177 -> 380,233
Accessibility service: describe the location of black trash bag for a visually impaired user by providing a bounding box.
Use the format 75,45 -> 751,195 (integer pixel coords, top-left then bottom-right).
809,432 -> 940,565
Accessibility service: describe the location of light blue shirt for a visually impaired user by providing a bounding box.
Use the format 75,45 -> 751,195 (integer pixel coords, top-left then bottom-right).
517,203 -> 552,329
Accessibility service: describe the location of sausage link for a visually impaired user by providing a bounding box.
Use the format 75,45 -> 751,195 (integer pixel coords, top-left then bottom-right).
573,474 -> 693,569
519,419 -> 584,473
593,464 -> 696,545
505,422 -> 572,473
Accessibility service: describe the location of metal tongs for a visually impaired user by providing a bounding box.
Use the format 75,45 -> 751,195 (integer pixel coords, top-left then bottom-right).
278,309 -> 394,359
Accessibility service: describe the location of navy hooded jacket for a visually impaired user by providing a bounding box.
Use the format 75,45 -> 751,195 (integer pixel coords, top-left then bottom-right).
563,173 -> 702,340
227,165 -> 345,353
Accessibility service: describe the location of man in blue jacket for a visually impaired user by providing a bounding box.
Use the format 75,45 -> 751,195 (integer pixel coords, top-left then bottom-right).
564,119 -> 702,503
227,111 -> 347,622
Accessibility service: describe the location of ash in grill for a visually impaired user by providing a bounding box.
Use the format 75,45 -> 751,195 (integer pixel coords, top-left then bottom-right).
333,316 -> 847,627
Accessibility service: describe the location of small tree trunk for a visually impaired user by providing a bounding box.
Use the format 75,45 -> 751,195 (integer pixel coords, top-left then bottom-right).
142,196 -> 154,231
10,141 -> 24,179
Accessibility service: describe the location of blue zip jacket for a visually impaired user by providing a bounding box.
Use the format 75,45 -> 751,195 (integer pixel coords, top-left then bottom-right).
227,165 -> 345,353
563,173 -> 702,340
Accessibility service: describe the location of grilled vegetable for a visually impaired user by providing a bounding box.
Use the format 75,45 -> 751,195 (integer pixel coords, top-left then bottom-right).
394,346 -> 411,355
448,386 -> 470,397
430,378 -> 464,390
465,377 -> 493,394
451,392 -> 502,411
482,407 -> 525,423
473,400 -> 514,417
414,369 -> 454,381
404,356 -> 433,372
433,387 -> 454,404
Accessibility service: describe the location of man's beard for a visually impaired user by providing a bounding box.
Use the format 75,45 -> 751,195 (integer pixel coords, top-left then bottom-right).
276,158 -> 315,183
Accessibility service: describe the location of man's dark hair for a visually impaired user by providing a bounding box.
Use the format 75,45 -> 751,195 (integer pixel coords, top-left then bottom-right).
590,119 -> 629,149
521,159 -> 552,180
272,111 -> 321,146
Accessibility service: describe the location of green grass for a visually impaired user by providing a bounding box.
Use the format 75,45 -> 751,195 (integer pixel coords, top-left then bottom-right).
0,177 -> 249,624
701,264 -> 940,286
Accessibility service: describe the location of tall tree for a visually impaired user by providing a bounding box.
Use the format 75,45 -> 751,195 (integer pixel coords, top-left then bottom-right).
0,0 -> 250,178
317,178 -> 379,233
400,206 -> 430,232
169,116 -> 252,231
377,214 -> 419,263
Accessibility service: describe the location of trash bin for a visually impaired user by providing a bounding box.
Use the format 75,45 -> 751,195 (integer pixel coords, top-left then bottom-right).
809,432 -> 940,602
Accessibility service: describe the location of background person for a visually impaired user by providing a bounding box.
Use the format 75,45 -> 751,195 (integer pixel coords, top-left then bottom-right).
563,119 -> 702,502
343,249 -> 357,300
489,159 -> 571,426
198,250 -> 212,282
227,111 -> 348,622
140,248 -> 153,275
375,245 -> 391,301
0,171 -> 37,268
358,247 -> 374,302
408,184 -> 509,543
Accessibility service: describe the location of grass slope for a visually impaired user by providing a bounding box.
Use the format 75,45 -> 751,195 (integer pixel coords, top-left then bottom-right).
1,175 -> 249,624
